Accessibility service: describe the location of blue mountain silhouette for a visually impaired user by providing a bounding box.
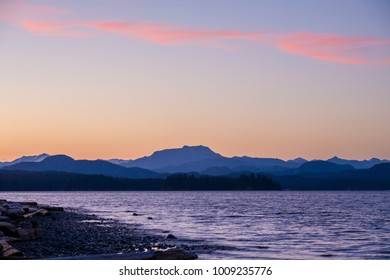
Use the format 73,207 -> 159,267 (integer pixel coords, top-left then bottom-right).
115,145 -> 223,170
3,155 -> 161,179
297,160 -> 355,174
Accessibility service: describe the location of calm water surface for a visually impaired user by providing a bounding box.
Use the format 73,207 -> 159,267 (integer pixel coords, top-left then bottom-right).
1,191 -> 389,259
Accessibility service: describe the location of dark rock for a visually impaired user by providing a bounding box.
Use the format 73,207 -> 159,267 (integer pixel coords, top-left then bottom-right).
320,254 -> 334,258
0,216 -> 10,222
0,222 -> 17,237
20,201 -> 38,206
133,213 -> 138,216
5,208 -> 23,219
166,234 -> 177,240
147,217 -> 153,220
0,230 -> 4,238
43,206 -> 64,212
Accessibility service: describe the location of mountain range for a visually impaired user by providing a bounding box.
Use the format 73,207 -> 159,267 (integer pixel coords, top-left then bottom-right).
0,145 -> 389,190
110,145 -> 388,174
2,155 -> 161,179
1,146 -> 388,176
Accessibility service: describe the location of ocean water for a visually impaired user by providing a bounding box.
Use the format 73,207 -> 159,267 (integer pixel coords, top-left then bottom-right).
1,191 -> 389,259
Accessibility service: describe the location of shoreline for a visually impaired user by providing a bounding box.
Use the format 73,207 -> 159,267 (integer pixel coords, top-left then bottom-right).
0,200 -> 198,260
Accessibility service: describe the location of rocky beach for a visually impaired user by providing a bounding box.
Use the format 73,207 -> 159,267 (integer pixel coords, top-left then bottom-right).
0,199 -> 198,260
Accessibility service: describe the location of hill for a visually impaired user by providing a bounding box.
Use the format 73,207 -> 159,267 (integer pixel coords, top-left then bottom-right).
276,163 -> 390,190
3,155 -> 162,179
0,153 -> 49,168
112,145 -> 223,170
297,160 -> 355,174
327,156 -> 388,169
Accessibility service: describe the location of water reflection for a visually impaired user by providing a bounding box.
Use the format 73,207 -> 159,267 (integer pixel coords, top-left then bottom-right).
1,191 -> 389,259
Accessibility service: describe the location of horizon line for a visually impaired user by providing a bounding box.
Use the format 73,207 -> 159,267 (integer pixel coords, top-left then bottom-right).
1,146 -> 389,163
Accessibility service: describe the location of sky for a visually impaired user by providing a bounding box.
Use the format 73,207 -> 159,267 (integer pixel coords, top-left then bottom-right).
1,0 -> 390,161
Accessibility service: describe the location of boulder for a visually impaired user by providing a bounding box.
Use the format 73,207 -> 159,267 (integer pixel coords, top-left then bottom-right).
166,234 -> 177,240
0,230 -> 4,238
0,207 -> 7,215
5,208 -> 23,219
0,222 -> 17,236
0,216 -> 10,222
1,203 -> 10,210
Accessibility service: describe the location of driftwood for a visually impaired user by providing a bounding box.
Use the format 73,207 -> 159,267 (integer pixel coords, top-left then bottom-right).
22,209 -> 49,219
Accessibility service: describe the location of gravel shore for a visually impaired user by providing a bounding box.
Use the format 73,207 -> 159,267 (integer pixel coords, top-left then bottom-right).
9,209 -> 185,258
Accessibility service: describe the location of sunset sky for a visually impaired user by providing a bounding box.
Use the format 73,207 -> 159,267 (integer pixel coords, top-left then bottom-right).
1,0 -> 390,161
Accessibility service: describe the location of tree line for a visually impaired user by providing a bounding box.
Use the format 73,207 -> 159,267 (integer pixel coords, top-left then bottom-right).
0,170 -> 281,191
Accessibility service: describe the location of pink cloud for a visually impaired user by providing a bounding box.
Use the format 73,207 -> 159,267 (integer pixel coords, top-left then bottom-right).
276,32 -> 390,65
85,21 -> 264,46
20,20 -> 93,38
17,19 -> 265,47
4,2 -> 389,65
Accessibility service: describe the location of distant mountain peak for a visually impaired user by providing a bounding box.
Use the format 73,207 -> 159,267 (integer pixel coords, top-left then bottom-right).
327,156 -> 388,169
290,157 -> 307,162
18,153 -> 49,160
118,145 -> 222,170
42,154 -> 75,163
329,156 -> 341,160
298,160 -> 355,174
183,144 -> 208,149
149,145 -> 221,157
0,153 -> 50,168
